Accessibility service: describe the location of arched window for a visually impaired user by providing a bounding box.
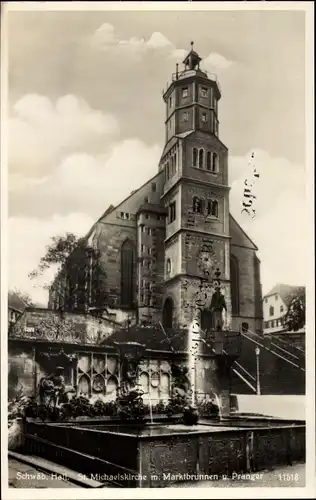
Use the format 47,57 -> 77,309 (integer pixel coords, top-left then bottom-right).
206,151 -> 212,170
192,148 -> 198,167
211,200 -> 218,218
198,148 -> 204,169
212,152 -> 218,172
230,255 -> 239,315
166,162 -> 170,180
121,239 -> 135,307
162,297 -> 174,329
166,258 -> 171,275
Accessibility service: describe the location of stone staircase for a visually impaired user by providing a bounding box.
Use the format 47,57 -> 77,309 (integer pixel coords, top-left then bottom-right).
231,330 -> 305,395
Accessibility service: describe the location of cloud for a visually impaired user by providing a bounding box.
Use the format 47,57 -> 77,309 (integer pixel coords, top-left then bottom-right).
10,138 -> 161,218
203,53 -> 234,72
90,23 -> 233,70
9,213 -> 95,305
229,149 -> 306,294
9,94 -> 120,176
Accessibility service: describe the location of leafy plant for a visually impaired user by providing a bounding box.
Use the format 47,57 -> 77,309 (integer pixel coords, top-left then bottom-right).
165,393 -> 188,416
8,387 -> 30,427
197,399 -> 219,417
116,389 -> 149,421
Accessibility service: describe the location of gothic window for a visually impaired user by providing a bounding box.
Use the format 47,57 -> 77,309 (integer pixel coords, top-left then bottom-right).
269,306 -> 274,316
166,258 -> 171,275
198,148 -> 204,168
168,202 -> 176,223
230,255 -> 240,315
212,152 -> 218,172
193,147 -> 198,167
211,200 -> 218,218
166,162 -> 170,180
120,239 -> 135,308
206,151 -> 212,170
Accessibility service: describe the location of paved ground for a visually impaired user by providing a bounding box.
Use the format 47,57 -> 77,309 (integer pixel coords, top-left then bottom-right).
8,458 -> 305,489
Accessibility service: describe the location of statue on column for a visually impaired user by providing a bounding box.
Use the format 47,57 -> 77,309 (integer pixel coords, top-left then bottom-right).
210,268 -> 227,331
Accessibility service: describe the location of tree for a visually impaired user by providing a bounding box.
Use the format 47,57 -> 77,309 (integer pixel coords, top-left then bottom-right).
29,232 -> 108,314
29,233 -> 81,279
284,290 -> 306,332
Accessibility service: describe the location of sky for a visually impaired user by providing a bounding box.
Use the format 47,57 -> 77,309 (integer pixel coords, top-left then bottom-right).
7,7 -> 307,304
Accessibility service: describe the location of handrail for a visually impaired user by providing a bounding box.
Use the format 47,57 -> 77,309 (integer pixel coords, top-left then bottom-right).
232,368 -> 256,393
234,360 -> 256,381
241,331 -> 305,372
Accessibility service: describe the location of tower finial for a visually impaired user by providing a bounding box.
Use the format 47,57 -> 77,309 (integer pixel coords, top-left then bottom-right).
191,41 -> 194,51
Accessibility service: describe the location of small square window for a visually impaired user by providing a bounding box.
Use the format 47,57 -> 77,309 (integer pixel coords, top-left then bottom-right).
182,87 -> 189,98
151,182 -> 156,192
201,87 -> 208,98
182,112 -> 188,122
202,112 -> 207,122
169,96 -> 172,107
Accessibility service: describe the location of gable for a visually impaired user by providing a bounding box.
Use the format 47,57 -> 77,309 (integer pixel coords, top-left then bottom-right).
229,214 -> 258,250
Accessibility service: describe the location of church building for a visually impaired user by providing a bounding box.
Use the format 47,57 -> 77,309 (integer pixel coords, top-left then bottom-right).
49,45 -> 263,336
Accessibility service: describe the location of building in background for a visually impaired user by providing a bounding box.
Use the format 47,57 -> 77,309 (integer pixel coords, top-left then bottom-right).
8,291 -> 27,328
263,284 -> 305,336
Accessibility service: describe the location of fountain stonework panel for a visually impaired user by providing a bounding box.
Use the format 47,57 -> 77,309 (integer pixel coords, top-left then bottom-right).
24,420 -> 305,487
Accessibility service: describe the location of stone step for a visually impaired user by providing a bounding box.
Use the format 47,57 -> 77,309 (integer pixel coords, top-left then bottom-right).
8,451 -> 106,488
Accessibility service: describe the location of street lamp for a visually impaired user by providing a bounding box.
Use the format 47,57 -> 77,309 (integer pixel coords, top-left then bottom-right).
255,346 -> 261,395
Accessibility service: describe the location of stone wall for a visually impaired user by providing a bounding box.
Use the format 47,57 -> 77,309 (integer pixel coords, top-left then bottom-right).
10,309 -> 116,346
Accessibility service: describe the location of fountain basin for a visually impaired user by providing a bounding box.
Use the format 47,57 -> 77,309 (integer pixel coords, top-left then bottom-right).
23,416 -> 305,487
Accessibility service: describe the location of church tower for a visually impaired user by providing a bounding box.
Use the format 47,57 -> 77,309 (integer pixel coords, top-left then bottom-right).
160,43 -> 232,330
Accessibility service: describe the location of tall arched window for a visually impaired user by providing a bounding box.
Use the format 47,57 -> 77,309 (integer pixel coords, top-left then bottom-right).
211,200 -> 218,218
230,255 -> 239,315
198,148 -> 204,168
192,148 -> 198,167
206,151 -> 212,170
166,162 -> 170,180
212,152 -> 218,172
121,239 -> 135,307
